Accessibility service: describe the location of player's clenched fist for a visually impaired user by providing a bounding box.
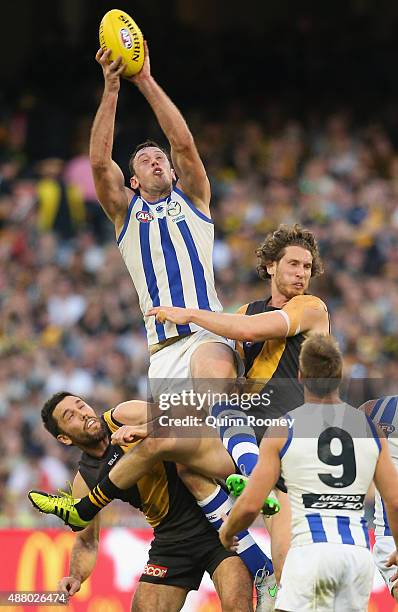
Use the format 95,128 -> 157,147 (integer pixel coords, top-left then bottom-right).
111,424 -> 148,445
146,305 -> 194,325
58,576 -> 81,597
95,48 -> 126,93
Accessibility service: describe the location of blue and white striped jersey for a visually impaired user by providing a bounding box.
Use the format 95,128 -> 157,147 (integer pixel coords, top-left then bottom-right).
371,396 -> 398,538
280,402 -> 380,549
117,187 -> 222,346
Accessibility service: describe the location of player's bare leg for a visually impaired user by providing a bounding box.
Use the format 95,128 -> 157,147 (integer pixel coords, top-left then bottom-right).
113,425 -> 236,485
263,491 -> 291,584
131,583 -> 188,612
212,557 -> 254,612
189,341 -> 237,380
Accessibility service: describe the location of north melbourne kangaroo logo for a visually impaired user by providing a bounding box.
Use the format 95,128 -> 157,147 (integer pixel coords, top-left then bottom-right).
166,201 -> 181,217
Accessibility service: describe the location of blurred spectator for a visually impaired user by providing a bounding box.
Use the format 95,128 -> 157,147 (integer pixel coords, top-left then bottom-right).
1,99 -> 398,527
36,158 -> 86,239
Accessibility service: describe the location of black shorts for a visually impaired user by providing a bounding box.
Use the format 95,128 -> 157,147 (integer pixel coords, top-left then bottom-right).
139,528 -> 237,591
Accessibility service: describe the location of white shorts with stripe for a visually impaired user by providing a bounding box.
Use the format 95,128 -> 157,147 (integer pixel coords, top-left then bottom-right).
275,543 -> 374,611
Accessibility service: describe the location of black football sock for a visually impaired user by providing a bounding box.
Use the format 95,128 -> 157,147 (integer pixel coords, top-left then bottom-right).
75,475 -> 123,521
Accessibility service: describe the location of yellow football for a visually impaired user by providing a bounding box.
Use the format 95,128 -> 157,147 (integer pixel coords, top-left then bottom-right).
99,9 -> 144,77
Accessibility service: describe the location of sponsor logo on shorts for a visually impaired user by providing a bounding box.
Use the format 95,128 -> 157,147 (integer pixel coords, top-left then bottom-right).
143,563 -> 168,578
120,28 -> 133,49
136,210 -> 154,223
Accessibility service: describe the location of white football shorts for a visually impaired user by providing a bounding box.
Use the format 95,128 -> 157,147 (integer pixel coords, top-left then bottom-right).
275,542 -> 375,611
373,535 -> 398,595
148,329 -> 243,399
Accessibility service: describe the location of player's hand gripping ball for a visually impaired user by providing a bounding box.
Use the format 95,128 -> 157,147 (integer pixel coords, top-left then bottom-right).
99,9 -> 144,77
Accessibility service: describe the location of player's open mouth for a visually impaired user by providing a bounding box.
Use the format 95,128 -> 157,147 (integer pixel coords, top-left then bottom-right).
294,283 -> 304,288
85,418 -> 98,430
153,168 -> 163,175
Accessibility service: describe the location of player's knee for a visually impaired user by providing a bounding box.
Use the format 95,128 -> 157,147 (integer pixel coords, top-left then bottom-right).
145,433 -> 187,463
218,590 -> 252,612
130,586 -> 162,612
143,435 -> 172,458
190,343 -> 237,379
176,465 -> 216,499
131,583 -> 186,612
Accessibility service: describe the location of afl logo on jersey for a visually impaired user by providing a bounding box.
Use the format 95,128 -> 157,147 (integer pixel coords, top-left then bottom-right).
136,210 -> 154,223
379,422 -> 395,436
167,201 -> 182,217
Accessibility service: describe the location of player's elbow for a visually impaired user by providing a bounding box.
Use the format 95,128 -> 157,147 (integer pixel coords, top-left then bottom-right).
90,157 -> 109,172
170,133 -> 195,153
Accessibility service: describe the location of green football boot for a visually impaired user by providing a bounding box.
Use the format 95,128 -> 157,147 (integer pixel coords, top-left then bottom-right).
28,489 -> 90,532
226,474 -> 280,517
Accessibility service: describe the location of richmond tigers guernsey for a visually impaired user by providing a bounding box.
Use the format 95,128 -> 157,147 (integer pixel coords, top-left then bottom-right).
78,409 -> 214,541
239,294 -> 329,421
116,187 -> 222,346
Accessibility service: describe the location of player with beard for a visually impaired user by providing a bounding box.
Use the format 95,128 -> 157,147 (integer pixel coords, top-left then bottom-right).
147,223 -> 330,580
29,39 -> 279,609
38,392 -> 254,611
28,225 -> 328,593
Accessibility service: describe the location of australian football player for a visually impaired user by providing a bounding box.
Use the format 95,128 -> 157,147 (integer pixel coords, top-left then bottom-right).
148,223 -> 330,580
38,392 -> 255,611
361,395 -> 398,602
219,335 -> 398,611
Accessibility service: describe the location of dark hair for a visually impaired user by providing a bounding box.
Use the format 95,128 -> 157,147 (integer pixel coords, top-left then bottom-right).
299,334 -> 342,397
256,223 -> 324,280
128,140 -> 171,175
41,391 -> 72,438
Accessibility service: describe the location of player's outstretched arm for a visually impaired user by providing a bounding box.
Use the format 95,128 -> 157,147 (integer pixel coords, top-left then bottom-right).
374,438 -> 398,578
129,42 -> 210,213
58,472 -> 100,596
90,48 -> 131,230
147,306 -> 290,342
219,433 -> 284,550
148,294 -> 329,342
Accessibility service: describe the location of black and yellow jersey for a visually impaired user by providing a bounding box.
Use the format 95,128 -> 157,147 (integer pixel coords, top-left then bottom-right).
78,409 -> 213,541
239,294 -> 329,420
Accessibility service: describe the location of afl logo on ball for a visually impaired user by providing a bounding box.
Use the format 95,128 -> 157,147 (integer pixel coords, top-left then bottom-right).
136,210 -> 154,223
120,28 -> 133,49
167,201 -> 181,217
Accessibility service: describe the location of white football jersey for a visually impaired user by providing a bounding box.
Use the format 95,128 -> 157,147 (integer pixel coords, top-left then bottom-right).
280,402 -> 380,549
371,396 -> 398,537
117,187 -> 222,346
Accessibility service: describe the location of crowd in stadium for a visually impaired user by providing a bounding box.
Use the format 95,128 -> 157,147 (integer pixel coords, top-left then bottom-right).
1,96 -> 398,526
